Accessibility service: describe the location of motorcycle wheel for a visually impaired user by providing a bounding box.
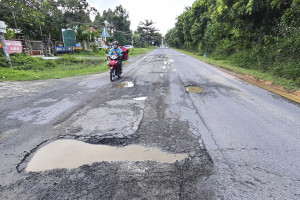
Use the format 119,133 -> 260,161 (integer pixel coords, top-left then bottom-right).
110,69 -> 116,82
117,68 -> 121,78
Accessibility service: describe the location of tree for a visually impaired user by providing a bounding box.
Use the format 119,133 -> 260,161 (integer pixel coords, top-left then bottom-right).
0,0 -> 95,40
95,5 -> 132,45
136,19 -> 162,46
165,0 -> 300,81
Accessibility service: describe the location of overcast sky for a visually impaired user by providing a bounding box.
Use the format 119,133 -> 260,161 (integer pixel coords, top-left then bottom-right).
87,0 -> 195,35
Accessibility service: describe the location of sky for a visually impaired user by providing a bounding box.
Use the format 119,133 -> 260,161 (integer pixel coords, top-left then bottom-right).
87,0 -> 195,35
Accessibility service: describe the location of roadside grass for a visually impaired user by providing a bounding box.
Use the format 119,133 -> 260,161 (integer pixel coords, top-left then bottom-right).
176,49 -> 300,91
56,49 -> 107,58
129,46 -> 157,57
0,47 -> 155,81
0,62 -> 108,81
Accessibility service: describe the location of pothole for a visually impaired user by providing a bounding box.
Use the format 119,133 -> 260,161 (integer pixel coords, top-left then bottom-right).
114,81 -> 134,88
186,86 -> 204,93
26,139 -> 188,172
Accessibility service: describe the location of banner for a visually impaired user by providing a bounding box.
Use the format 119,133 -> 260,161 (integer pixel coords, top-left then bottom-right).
62,29 -> 76,47
1,40 -> 23,53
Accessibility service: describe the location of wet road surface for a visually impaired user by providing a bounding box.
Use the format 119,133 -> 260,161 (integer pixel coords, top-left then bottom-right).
0,48 -> 300,199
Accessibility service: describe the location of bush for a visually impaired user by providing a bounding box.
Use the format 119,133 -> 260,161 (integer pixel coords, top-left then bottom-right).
213,38 -> 235,59
0,57 -> 7,67
56,54 -> 81,65
282,63 -> 300,81
74,48 -> 107,56
44,60 -> 58,68
90,44 -> 99,53
1,53 -> 59,70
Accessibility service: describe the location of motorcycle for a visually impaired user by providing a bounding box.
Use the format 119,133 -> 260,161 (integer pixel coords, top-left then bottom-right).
107,55 -> 122,82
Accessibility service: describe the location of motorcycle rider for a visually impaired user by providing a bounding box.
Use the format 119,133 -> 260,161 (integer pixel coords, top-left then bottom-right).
109,41 -> 123,72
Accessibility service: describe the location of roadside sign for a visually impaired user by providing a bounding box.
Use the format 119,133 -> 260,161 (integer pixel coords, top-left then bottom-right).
0,41 -> 2,48
5,40 -> 23,53
101,28 -> 110,38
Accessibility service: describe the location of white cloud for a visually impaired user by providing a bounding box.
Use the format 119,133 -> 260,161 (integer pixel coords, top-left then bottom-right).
87,0 -> 194,35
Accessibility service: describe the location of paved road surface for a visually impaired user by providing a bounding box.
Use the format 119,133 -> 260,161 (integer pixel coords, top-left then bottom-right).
0,48 -> 299,199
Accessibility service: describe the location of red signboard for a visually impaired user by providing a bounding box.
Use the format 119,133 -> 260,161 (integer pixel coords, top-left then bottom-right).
0,41 -> 2,49
5,40 -> 23,53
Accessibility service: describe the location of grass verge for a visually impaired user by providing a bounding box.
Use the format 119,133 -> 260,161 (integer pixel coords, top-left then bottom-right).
129,46 -> 157,57
0,62 -> 108,81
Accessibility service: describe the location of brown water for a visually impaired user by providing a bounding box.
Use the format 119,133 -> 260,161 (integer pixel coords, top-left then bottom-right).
26,140 -> 188,172
114,81 -> 134,88
186,86 -> 204,93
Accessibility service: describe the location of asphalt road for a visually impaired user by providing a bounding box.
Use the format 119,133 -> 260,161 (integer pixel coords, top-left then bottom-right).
0,48 -> 299,199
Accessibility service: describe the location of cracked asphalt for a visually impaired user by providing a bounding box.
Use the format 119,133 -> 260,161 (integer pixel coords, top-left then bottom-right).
0,47 -> 300,199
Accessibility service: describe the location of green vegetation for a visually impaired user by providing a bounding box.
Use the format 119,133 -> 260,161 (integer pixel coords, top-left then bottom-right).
0,0 -> 93,41
0,47 -> 155,81
0,53 -> 107,81
165,0 -> 300,91
134,20 -> 163,47
177,49 -> 300,91
92,5 -> 132,45
60,49 -> 108,58
0,1 -> 163,47
129,46 -> 157,56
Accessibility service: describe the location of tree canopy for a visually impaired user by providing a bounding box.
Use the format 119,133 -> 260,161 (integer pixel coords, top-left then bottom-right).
0,0 -> 95,40
165,0 -> 300,81
93,5 -> 132,45
0,1 -> 163,47
135,19 -> 163,47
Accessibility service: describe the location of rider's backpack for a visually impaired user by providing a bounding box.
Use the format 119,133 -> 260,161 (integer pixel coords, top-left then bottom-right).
120,46 -> 129,61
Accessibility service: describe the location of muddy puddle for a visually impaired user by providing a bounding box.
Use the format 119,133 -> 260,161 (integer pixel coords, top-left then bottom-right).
186,86 -> 204,93
114,81 -> 134,88
26,140 -> 188,172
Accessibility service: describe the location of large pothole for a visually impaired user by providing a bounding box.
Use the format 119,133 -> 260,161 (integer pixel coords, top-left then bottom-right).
25,139 -> 188,172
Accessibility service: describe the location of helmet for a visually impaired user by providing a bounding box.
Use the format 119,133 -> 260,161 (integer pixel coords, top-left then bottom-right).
112,41 -> 118,45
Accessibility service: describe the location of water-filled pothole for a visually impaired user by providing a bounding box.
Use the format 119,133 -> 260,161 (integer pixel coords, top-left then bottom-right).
114,81 -> 134,88
26,140 -> 188,172
186,86 -> 204,93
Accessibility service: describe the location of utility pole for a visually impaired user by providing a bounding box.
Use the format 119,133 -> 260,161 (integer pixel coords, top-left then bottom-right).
131,35 -> 134,47
0,21 -> 12,68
